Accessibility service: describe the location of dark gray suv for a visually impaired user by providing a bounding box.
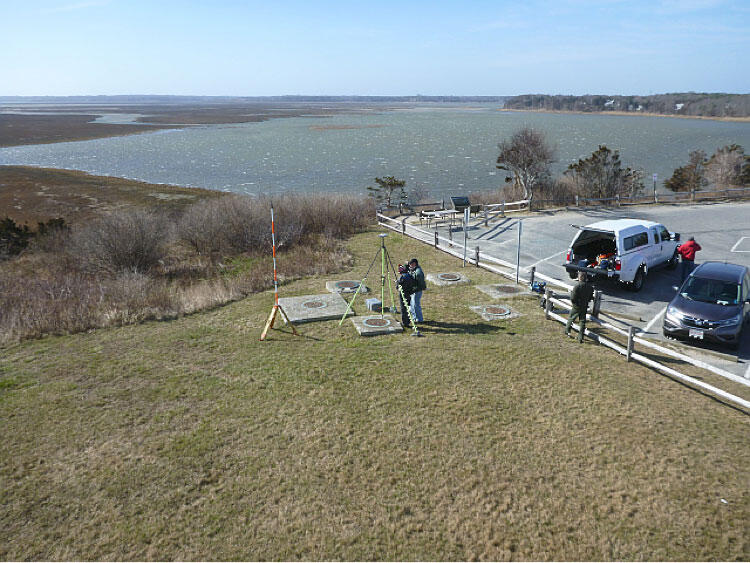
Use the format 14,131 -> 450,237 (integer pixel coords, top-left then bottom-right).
663,261 -> 750,349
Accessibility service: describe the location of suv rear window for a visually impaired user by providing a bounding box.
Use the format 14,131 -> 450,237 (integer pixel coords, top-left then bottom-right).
623,231 -> 649,251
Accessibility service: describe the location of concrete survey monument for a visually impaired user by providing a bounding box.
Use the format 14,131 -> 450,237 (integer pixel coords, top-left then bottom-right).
326,280 -> 370,294
426,272 -> 471,286
470,304 -> 521,322
276,293 -> 354,323
350,314 -> 403,336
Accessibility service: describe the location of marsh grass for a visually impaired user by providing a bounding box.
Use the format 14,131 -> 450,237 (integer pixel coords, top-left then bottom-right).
1,231 -> 747,561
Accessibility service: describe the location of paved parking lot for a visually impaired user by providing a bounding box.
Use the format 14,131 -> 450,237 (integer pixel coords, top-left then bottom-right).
430,201 -> 750,379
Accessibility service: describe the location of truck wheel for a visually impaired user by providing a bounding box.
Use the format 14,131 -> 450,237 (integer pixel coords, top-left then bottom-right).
629,267 -> 645,292
667,250 -> 678,270
568,271 -> 577,280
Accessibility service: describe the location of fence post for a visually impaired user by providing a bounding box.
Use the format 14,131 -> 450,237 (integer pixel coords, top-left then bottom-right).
592,290 -> 601,318
575,194 -> 579,206
441,196 -> 445,210
626,326 -> 635,362
434,229 -> 438,248
502,200 -> 506,217
401,217 -> 406,234
515,219 -> 522,284
449,227 -> 453,247
475,246 -> 480,267
484,205 -> 488,227
545,289 -> 552,319
529,266 -> 535,288
616,194 -> 620,206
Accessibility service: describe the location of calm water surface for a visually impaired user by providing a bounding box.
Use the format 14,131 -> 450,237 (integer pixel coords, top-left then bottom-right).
2,105 -> 750,198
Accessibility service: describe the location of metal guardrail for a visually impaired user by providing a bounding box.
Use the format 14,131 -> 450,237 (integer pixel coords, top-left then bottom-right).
377,212 -> 749,411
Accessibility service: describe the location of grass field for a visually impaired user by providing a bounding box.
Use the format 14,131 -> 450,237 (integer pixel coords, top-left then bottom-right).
1,230 -> 748,560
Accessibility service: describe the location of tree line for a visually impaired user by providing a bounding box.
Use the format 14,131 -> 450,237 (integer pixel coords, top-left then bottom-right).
494,128 -> 749,205
504,93 -> 750,118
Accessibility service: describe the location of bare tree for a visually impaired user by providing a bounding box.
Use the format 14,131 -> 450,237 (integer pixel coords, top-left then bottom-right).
496,127 -> 555,206
705,144 -> 745,188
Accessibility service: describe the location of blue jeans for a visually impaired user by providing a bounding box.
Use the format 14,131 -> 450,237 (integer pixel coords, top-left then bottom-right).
681,259 -> 695,282
410,291 -> 423,322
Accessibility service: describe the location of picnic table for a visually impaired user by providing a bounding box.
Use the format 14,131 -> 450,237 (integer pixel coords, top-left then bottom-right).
419,209 -> 461,228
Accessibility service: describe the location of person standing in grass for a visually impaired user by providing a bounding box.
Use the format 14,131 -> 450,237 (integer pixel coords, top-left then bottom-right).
408,258 -> 426,323
397,264 -> 417,329
565,271 -> 594,343
677,236 -> 702,282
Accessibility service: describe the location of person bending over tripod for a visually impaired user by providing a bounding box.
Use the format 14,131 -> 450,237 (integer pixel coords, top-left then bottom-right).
397,265 -> 417,329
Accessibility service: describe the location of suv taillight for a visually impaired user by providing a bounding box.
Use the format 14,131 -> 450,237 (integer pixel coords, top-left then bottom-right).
566,250 -> 571,262
614,259 -> 621,271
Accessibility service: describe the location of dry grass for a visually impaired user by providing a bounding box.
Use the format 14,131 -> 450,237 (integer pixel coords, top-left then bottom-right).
0,168 -> 374,345
1,230 -> 747,561
0,233 -> 355,345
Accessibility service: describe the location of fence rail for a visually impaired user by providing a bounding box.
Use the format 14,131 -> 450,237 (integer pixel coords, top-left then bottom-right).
382,187 -> 749,217
575,186 -> 750,207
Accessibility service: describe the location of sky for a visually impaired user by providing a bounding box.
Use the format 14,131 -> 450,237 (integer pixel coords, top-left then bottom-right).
1,0 -> 748,97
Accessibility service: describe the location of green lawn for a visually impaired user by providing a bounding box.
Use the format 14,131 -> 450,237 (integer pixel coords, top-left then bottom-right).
1,230 -> 748,560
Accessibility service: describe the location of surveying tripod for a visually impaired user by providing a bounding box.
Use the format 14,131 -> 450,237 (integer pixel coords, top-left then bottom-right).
339,233 -> 420,335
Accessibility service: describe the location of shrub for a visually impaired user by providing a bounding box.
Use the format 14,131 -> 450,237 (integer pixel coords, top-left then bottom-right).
1,192 -> 373,345
0,217 -> 33,259
177,193 -> 374,258
70,209 -> 170,274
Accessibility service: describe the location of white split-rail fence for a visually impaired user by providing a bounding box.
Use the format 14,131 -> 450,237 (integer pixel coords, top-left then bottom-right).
377,212 -> 750,412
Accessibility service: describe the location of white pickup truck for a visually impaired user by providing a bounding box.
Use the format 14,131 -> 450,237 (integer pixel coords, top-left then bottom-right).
563,219 -> 681,291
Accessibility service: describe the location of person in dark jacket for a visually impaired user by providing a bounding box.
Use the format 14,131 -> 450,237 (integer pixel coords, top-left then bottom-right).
396,265 -> 417,328
677,236 -> 702,281
408,258 -> 426,323
565,271 -> 594,343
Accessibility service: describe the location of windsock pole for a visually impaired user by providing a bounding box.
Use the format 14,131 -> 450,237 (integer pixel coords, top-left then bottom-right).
260,204 -> 298,341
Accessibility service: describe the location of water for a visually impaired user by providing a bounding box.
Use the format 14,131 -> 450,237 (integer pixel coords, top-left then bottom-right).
2,104 -> 749,198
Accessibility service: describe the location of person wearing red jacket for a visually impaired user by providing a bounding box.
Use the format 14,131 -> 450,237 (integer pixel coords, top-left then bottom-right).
677,236 -> 702,281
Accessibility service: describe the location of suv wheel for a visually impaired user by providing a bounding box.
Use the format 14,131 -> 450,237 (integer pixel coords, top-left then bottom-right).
629,267 -> 645,292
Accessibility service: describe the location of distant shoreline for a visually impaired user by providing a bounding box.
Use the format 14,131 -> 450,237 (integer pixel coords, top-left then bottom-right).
499,108 -> 750,123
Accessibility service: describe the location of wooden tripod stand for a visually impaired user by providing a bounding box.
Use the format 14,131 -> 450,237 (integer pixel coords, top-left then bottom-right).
260,301 -> 297,341
259,205 -> 300,341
